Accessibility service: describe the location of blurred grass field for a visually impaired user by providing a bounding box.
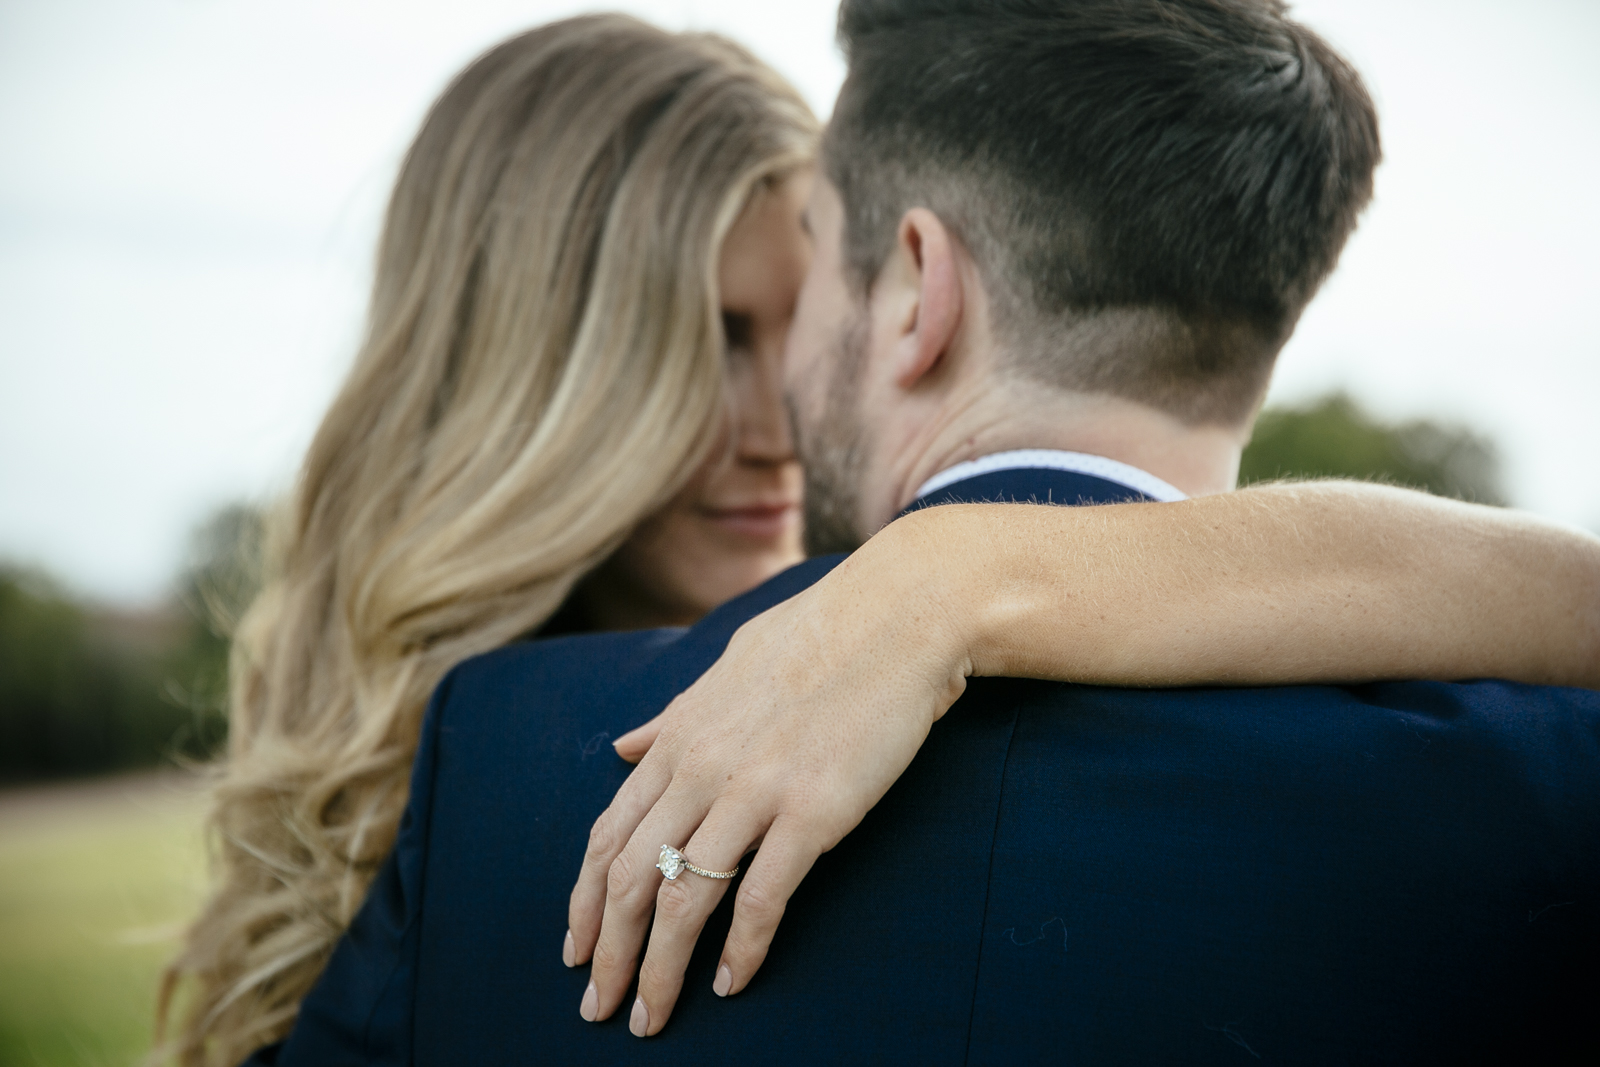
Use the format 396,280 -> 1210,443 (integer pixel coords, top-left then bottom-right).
0,773 -> 208,1067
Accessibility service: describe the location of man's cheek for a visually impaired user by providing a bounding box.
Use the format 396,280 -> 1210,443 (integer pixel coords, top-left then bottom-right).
785,282 -> 822,370
785,317 -> 823,397
786,353 -> 821,425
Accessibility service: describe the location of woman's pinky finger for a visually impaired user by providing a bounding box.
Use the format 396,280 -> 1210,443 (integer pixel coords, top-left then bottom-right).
714,814 -> 821,998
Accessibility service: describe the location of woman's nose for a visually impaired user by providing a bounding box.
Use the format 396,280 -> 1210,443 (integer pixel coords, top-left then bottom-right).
734,344 -> 796,465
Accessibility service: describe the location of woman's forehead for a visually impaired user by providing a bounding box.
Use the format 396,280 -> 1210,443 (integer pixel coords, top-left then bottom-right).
719,173 -> 814,310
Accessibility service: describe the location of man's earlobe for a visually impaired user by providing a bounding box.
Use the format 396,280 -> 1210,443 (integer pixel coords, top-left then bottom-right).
895,208 -> 963,389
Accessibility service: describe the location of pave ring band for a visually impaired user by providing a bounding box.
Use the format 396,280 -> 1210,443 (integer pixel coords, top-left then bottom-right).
657,844 -> 739,881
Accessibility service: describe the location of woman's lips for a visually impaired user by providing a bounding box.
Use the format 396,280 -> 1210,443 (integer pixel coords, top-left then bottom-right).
699,503 -> 799,540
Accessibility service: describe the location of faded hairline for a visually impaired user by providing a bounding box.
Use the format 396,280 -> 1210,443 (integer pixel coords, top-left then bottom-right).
821,146 -> 1282,427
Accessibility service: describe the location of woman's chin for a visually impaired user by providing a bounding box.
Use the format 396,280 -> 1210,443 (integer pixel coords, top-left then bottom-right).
700,504 -> 801,542
699,543 -> 807,608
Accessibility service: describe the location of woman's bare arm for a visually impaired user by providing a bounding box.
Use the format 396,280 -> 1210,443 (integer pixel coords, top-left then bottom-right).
567,482 -> 1600,1036
939,481 -> 1600,690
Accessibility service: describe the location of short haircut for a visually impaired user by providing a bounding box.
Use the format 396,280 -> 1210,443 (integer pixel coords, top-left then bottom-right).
826,0 -> 1381,424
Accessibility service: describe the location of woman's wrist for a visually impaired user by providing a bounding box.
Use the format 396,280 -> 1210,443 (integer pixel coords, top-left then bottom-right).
797,510 -> 971,726
871,505 -> 1052,689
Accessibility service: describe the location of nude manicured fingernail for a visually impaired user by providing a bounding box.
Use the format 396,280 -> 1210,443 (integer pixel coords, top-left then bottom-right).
579,981 -> 598,1022
562,929 -> 575,968
713,963 -> 733,997
629,996 -> 649,1037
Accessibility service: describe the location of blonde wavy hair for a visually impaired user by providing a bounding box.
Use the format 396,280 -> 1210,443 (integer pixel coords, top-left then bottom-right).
157,16 -> 817,1065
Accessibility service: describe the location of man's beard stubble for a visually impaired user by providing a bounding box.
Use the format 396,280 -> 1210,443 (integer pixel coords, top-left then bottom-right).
792,311 -> 870,557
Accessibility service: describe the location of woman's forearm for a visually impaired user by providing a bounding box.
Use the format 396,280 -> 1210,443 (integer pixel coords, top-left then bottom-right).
879,482 -> 1600,691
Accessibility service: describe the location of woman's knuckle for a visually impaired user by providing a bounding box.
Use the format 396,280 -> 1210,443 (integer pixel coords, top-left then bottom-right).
654,877 -> 699,923
637,954 -> 678,993
585,815 -> 619,861
590,940 -> 625,973
721,925 -> 759,964
736,881 -> 785,925
605,850 -> 644,902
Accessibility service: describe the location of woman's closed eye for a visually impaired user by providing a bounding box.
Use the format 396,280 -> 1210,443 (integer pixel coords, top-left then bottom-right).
722,311 -> 754,354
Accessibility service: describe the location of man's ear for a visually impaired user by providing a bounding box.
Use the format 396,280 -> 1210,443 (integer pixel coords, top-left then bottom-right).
889,208 -> 963,389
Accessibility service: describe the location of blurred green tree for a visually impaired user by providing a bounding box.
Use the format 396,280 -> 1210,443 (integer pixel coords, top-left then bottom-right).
0,569 -> 186,782
167,502 -> 267,729
0,503 -> 265,783
1239,392 -> 1506,505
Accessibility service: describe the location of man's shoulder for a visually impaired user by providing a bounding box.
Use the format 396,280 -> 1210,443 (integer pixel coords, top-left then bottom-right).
994,675 -> 1600,789
1010,674 -> 1600,738
966,676 -> 1600,1062
433,553 -> 848,726
1009,672 -> 1600,718
442,627 -> 684,711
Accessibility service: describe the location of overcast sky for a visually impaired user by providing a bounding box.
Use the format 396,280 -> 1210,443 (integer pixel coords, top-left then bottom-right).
1,0 -> 1596,605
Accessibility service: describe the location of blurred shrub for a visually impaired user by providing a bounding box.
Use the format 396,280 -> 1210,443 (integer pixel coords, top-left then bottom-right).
0,570 -> 192,782
1239,392 -> 1506,505
171,503 -> 268,719
0,504 -> 265,784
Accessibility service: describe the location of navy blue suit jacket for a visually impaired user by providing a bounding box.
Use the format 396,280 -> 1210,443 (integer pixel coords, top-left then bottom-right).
264,468 -> 1600,1065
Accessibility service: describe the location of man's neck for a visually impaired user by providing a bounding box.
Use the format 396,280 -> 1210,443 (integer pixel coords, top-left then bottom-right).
873,383 -> 1247,527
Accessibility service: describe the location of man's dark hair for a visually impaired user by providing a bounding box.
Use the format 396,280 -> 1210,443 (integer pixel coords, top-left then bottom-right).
826,0 -> 1381,424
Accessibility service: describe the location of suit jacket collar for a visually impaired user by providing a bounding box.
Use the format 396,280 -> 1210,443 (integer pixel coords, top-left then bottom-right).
901,450 -> 1184,516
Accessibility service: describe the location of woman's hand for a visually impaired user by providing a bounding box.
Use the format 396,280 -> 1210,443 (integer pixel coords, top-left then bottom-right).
562,519 -> 974,1037
608,713 -> 664,762
561,485 -> 1600,1038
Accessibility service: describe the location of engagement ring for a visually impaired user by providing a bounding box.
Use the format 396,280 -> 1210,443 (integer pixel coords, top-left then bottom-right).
657,844 -> 739,881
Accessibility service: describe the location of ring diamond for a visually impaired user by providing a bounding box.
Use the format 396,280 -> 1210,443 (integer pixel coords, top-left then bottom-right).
657,844 -> 739,881
657,845 -> 686,880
